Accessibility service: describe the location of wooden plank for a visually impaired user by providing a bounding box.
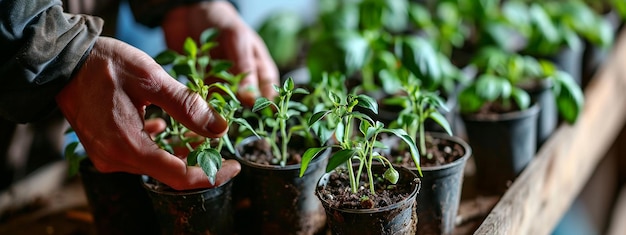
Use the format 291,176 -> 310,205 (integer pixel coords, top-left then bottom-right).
474,28 -> 626,235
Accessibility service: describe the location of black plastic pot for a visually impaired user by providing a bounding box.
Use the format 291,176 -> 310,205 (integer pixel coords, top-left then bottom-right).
316,164 -> 420,235
520,79 -> 557,148
581,11 -> 622,89
142,177 -> 234,235
415,132 -> 472,235
234,136 -> 330,235
461,103 -> 539,195
78,159 -> 159,235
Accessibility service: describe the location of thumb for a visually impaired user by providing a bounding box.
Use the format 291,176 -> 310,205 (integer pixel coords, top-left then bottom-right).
141,70 -> 228,138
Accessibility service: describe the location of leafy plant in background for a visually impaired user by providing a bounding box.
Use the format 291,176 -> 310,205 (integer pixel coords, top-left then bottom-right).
408,0 -> 470,57
504,0 -> 615,56
471,47 -> 584,123
399,36 -> 467,96
301,91 -> 420,195
248,77 -> 312,167
458,71 -> 531,116
257,11 -> 305,71
152,28 -> 256,185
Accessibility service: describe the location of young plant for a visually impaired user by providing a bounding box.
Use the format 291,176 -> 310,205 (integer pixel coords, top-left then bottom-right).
387,75 -> 453,159
301,91 -> 420,195
471,47 -> 584,123
152,28 -> 256,185
249,77 -> 310,167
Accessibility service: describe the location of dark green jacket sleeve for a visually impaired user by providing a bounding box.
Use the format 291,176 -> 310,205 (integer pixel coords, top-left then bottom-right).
0,0 -> 103,123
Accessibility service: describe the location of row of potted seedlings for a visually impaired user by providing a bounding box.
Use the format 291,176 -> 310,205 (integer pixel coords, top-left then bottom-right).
65,0 -> 607,233
256,0 -> 594,233
65,28 -> 471,234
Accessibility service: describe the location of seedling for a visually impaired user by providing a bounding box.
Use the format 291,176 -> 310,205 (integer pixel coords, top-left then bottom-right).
153,28 -> 256,185
301,91 -> 420,194
387,74 -> 452,158
249,77 -> 310,167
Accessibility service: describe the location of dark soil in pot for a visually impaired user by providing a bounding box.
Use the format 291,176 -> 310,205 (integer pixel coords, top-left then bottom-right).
78,159 -> 159,235
317,164 -> 420,235
142,177 -> 234,235
383,132 -> 471,235
234,136 -> 329,235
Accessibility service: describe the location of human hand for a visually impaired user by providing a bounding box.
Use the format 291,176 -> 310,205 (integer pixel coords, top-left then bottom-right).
56,37 -> 240,190
161,1 -> 278,107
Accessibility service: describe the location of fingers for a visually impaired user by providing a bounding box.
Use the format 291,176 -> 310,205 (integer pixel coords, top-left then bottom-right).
143,69 -> 228,138
145,118 -> 166,136
141,148 -> 241,190
253,36 -> 279,101
226,30 -> 260,107
228,32 -> 279,107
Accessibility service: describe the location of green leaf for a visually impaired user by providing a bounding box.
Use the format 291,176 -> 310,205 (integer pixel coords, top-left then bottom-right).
428,112 -> 452,136
210,60 -> 233,74
200,42 -> 218,54
383,128 -> 421,176
200,28 -> 219,45
209,83 -> 239,102
356,94 -> 379,114
284,77 -> 295,91
154,50 -> 178,65
365,125 -> 378,141
335,121 -> 345,143
197,148 -> 222,185
197,56 -> 210,73
183,37 -> 198,59
306,31 -> 369,82
553,71 -> 584,124
511,87 -> 531,110
172,63 -> 193,77
529,3 -> 559,44
383,167 -> 399,184
222,135 -> 235,155
300,146 -> 330,177
309,110 -> 332,126
233,118 -> 259,137
64,142 -> 84,177
400,37 -> 442,90
252,97 -> 273,112
329,91 -> 342,105
293,88 -> 310,95
326,149 -> 358,173
476,74 -> 502,101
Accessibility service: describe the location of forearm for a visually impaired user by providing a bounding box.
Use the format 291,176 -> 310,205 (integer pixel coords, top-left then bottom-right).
0,0 -> 103,123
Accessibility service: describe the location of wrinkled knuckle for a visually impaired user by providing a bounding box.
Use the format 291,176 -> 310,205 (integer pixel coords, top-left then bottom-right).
182,92 -> 207,118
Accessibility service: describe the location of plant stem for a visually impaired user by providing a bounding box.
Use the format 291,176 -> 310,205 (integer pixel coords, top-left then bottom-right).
280,93 -> 290,166
348,158 -> 357,194
367,132 -> 379,195
343,110 -> 358,193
